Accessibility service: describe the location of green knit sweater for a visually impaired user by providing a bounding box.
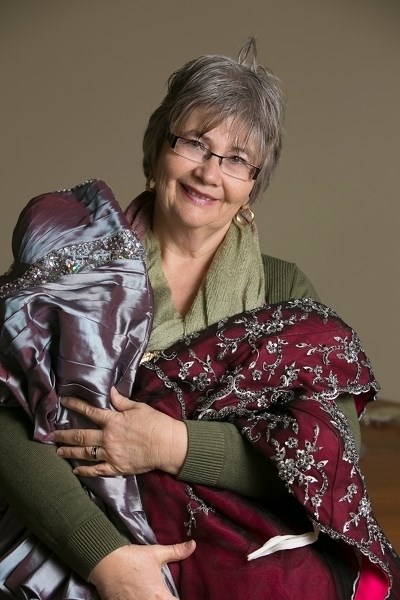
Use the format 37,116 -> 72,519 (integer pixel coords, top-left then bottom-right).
0,256 -> 360,580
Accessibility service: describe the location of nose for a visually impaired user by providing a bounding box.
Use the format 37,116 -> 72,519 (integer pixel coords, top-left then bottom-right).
193,154 -> 223,184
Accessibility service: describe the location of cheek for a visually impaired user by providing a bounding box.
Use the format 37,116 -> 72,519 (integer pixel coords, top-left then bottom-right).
155,154 -> 185,189
228,182 -> 253,207
154,168 -> 174,201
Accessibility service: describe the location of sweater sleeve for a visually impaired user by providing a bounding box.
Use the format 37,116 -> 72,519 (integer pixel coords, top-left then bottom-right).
0,407 -> 127,581
179,420 -> 287,499
179,394 -> 360,500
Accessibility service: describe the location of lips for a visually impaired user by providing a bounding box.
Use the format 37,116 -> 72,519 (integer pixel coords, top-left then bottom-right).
181,183 -> 220,204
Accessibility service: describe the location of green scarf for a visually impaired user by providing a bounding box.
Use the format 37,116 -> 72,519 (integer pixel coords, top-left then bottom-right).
145,222 -> 265,352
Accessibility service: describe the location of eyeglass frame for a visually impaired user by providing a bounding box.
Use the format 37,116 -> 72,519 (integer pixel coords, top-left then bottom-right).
167,133 -> 261,181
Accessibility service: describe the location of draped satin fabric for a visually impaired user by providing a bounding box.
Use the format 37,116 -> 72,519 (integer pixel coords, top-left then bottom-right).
0,181 -> 178,598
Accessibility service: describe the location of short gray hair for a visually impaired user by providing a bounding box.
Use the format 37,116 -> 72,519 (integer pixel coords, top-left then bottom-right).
142,38 -> 285,203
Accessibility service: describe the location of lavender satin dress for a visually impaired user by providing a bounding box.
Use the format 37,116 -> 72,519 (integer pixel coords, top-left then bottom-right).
0,180 -> 177,598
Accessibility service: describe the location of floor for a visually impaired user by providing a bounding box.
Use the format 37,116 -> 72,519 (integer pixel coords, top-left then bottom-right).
359,401 -> 400,554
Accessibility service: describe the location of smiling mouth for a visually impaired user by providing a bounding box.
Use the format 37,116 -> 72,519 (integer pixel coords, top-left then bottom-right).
182,183 -> 220,204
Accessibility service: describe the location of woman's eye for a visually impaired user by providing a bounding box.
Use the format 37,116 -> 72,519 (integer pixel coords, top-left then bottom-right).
227,156 -> 247,165
184,139 -> 204,150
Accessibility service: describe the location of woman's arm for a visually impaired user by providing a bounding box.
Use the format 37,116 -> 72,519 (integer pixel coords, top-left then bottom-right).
180,393 -> 361,498
0,407 -> 127,580
0,391 -> 360,585
0,408 -> 196,600
180,420 -> 287,499
0,400 -> 281,584
51,388 -> 361,501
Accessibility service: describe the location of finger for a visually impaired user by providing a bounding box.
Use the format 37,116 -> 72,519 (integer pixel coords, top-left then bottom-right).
56,444 -> 102,461
110,386 -> 136,411
155,540 -> 196,565
50,428 -> 100,447
60,396 -> 110,425
72,463 -> 118,478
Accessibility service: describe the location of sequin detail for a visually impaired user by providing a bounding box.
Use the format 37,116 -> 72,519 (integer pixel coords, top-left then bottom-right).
57,178 -> 100,193
0,229 -> 144,299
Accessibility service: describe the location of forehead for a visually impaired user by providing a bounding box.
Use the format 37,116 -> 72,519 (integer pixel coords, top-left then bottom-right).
176,108 -> 259,159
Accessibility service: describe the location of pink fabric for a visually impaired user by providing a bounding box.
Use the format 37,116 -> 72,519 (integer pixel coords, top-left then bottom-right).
356,556 -> 390,600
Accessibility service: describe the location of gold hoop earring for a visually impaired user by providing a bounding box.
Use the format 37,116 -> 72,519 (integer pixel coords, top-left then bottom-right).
145,176 -> 156,193
234,206 -> 255,228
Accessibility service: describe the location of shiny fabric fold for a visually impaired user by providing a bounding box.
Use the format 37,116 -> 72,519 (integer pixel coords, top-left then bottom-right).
0,181 -> 178,598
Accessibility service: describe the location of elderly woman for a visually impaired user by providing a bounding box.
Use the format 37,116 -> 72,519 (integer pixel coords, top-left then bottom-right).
0,39 -> 399,600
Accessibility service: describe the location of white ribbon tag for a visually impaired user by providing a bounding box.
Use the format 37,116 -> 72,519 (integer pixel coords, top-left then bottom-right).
247,526 -> 319,561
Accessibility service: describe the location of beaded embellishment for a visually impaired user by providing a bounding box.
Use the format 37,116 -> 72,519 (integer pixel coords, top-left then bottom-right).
0,229 -> 145,299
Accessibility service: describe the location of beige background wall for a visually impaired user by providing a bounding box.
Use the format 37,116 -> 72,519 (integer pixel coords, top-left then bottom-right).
1,0 -> 399,400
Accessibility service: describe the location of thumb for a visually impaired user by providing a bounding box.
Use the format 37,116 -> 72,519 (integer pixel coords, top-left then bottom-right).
155,540 -> 196,565
110,386 -> 136,411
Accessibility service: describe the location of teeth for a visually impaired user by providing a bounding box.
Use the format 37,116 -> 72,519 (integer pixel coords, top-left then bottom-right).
186,186 -> 215,202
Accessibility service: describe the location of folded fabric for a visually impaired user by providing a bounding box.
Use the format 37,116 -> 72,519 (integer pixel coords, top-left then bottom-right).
134,300 -> 400,599
0,180 -> 177,598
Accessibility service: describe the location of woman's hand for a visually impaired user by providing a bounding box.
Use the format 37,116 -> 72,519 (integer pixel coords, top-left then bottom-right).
90,540 -> 196,600
49,387 -> 188,477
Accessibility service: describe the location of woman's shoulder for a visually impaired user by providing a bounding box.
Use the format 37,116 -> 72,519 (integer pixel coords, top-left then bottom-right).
261,254 -> 320,303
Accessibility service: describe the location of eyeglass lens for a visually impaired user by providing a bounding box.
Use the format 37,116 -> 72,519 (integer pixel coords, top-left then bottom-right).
174,138 -> 256,181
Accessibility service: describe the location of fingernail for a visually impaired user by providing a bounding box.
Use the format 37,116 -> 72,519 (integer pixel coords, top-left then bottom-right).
56,448 -> 65,456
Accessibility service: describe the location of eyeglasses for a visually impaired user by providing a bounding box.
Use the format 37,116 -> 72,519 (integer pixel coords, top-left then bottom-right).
168,134 -> 261,181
